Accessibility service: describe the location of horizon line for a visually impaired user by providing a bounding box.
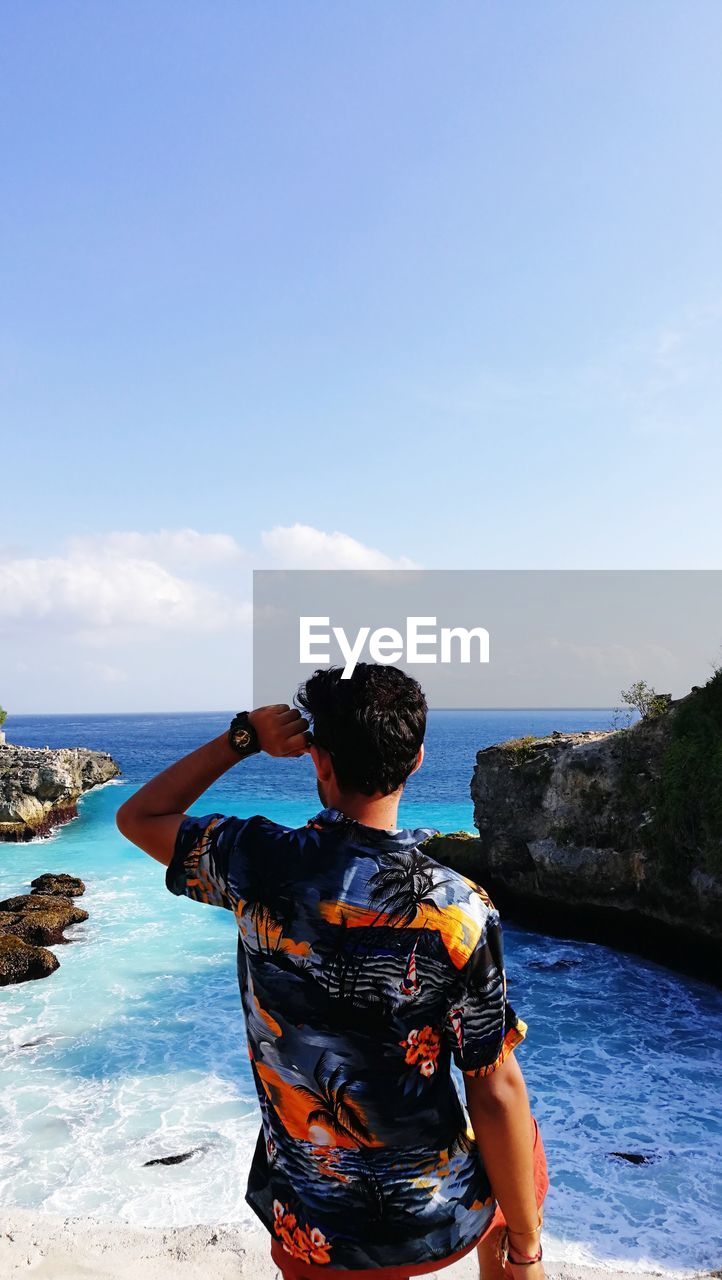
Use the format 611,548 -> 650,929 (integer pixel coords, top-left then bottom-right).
6,705 -> 621,717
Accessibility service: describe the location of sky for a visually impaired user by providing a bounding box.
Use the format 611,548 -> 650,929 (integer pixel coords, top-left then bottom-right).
1,3 -> 721,712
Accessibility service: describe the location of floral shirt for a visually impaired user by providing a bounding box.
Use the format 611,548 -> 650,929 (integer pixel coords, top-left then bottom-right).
166,807 -> 527,1271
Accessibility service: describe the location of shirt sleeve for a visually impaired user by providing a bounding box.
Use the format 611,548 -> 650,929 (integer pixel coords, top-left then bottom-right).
443,913 -> 528,1077
165,811 -> 254,912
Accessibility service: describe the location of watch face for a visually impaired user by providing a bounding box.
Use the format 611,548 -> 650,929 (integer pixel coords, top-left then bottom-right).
234,728 -> 251,749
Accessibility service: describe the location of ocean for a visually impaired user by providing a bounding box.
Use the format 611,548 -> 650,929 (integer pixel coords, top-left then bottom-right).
1,710 -> 721,1274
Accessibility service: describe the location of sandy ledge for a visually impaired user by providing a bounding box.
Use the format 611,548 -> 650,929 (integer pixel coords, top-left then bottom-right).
0,1210 -> 704,1280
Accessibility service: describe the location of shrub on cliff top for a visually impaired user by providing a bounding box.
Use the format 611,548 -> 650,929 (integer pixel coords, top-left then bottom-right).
620,680 -> 670,722
0,705 -> 6,729
650,668 -> 722,875
500,735 -> 537,765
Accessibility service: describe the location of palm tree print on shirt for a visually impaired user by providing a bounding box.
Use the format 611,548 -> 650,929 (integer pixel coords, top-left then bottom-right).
345,850 -> 451,1000
293,1050 -> 374,1147
166,806 -> 528,1270
240,860 -> 296,955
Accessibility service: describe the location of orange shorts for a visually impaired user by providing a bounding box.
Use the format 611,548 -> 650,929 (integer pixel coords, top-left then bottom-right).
271,1115 -> 549,1280
478,1113 -> 549,1241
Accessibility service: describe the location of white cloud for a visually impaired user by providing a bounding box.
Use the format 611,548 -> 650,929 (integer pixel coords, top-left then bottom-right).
0,524 -> 416,643
0,549 -> 250,634
261,523 -> 419,570
67,528 -> 245,570
1,524 -> 420,709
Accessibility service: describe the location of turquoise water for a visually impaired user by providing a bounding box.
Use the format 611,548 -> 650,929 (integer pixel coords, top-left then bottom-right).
1,711 -> 721,1272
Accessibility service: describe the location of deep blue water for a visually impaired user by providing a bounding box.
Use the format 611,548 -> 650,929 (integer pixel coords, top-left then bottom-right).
1,710 -> 720,1272
5,708 -> 623,830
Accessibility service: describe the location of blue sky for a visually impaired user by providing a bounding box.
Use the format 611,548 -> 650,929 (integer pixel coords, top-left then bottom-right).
2,3 -> 721,710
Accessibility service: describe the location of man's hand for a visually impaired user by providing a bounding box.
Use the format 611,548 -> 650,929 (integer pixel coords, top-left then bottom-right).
249,705 -> 310,758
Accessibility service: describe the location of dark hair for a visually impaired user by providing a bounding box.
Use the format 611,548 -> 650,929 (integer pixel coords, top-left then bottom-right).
296,663 -> 427,796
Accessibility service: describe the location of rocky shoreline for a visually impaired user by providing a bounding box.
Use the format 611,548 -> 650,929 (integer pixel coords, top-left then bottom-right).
432,676 -> 722,985
0,872 -> 88,985
0,742 -> 120,841
0,740 -> 118,984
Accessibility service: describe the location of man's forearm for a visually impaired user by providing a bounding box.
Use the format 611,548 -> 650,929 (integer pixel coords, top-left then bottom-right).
116,704 -> 310,867
119,734 -> 238,823
115,733 -> 239,866
465,1056 -> 540,1246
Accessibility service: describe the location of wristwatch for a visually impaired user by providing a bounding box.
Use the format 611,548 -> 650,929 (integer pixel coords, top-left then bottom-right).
228,711 -> 261,759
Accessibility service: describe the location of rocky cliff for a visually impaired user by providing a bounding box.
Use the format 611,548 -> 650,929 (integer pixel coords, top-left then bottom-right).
433,674 -> 722,982
0,744 -> 120,840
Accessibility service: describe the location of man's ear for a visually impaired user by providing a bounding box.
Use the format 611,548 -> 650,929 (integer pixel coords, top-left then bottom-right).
408,743 -> 424,778
309,744 -> 334,784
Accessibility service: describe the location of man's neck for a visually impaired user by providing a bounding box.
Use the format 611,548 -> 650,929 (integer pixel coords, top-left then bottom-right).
331,790 -> 402,832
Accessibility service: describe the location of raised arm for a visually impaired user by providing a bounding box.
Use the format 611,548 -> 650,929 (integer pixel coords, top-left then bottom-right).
115,705 -> 309,867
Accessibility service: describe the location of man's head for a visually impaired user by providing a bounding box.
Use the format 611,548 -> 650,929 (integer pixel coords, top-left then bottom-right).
296,663 -> 427,805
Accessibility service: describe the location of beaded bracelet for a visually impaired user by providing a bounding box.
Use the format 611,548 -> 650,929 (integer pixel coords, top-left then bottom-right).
499,1212 -> 544,1269
504,1236 -> 543,1267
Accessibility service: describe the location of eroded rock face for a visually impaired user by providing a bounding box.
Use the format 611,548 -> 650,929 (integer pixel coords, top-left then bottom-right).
470,720 -> 672,911
30,873 -> 86,897
0,745 -> 120,840
0,935 -> 60,985
0,875 -> 91,983
0,893 -> 76,912
459,701 -> 722,980
0,901 -> 89,946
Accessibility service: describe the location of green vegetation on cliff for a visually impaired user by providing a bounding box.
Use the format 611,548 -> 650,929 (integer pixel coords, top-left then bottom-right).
620,680 -> 670,722
499,735 -> 537,766
651,668 -> 722,875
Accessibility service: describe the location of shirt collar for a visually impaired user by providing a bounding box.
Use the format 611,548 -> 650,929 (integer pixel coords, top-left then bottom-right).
310,806 -> 438,849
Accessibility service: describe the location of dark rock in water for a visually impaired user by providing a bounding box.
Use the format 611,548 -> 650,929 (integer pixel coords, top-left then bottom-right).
0,744 -> 120,841
0,935 -> 59,985
0,902 -> 89,946
30,873 -> 86,897
609,1151 -> 658,1165
143,1146 -> 206,1167
0,892 -> 76,912
528,958 -> 582,972
0,881 -> 91,977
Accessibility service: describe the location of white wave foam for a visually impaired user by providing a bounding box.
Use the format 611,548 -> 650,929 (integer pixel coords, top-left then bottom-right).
1,817 -> 721,1272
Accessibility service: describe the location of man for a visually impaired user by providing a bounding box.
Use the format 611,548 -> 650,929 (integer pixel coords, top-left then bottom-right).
116,664 -> 547,1280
